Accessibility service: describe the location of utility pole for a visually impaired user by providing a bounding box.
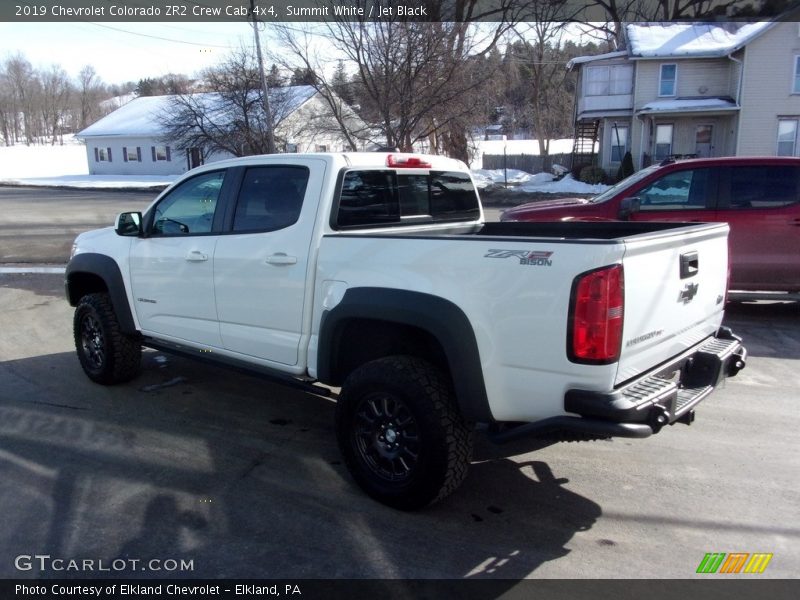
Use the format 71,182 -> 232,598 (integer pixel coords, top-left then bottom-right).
250,0 -> 276,153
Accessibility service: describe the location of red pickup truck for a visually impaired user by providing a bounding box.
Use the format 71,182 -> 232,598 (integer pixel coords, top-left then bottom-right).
501,157 -> 800,293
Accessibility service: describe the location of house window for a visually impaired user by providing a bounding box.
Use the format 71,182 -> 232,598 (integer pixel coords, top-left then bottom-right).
124,146 -> 140,162
793,56 -> 800,94
654,124 -> 673,160
659,64 -> 677,97
315,144 -> 328,152
610,125 -> 629,162
94,147 -> 112,162
285,143 -> 298,153
777,119 -> 798,156
585,65 -> 633,96
152,145 -> 171,161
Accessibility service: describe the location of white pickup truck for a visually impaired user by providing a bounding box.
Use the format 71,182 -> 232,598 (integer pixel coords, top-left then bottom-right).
66,152 -> 746,509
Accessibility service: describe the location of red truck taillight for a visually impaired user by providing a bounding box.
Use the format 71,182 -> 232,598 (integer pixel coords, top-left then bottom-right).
568,264 -> 624,364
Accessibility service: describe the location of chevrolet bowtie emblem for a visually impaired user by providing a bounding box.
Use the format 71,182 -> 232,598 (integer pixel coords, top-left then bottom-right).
678,282 -> 699,304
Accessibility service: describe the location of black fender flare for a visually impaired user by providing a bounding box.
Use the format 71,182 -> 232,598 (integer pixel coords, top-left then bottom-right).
317,287 -> 492,422
65,253 -> 137,335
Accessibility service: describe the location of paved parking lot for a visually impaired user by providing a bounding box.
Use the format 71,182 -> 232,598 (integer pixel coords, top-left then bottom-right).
0,271 -> 798,580
0,186 -> 798,581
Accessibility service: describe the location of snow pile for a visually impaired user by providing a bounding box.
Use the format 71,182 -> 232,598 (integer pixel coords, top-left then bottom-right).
516,173 -> 608,195
472,168 -> 535,188
638,98 -> 737,114
472,168 -> 609,195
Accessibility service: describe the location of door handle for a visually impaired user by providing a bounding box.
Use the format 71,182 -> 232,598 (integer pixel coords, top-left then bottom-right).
185,250 -> 208,262
680,251 -> 699,279
265,253 -> 298,266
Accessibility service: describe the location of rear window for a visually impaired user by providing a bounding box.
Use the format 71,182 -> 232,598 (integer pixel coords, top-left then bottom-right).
335,169 -> 480,228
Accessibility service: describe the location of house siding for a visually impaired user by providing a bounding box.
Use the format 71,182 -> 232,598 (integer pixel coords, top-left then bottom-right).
77,87 -> 370,176
576,23 -> 795,171
278,95 -> 361,152
84,136 -> 189,176
633,59 -> 732,107
629,59 -> 738,167
737,22 -> 800,155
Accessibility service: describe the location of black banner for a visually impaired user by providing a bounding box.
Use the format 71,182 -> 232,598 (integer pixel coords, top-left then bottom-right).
3,0 -> 800,23
2,579 -> 799,600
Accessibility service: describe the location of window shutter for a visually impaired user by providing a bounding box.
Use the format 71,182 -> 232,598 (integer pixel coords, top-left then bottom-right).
151,146 -> 156,162
94,147 -> 99,162
107,148 -> 112,162
123,147 -> 128,162
136,147 -> 142,162
166,146 -> 171,161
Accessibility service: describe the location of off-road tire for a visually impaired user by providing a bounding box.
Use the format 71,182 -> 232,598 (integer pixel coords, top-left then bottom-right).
74,293 -> 141,385
336,356 -> 473,510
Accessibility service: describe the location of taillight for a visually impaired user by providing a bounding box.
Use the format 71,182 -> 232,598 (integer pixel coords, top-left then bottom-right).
386,154 -> 431,169
568,264 -> 624,364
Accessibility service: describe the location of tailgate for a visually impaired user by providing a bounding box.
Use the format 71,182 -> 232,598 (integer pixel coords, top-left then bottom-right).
616,223 -> 729,386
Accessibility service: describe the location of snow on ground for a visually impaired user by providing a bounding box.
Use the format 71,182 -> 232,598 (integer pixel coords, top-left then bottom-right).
0,137 -> 88,179
0,135 -> 607,194
0,135 -> 176,188
474,168 -> 608,194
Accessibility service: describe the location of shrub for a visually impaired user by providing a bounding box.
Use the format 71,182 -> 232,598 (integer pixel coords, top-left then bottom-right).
579,165 -> 607,185
616,151 -> 635,182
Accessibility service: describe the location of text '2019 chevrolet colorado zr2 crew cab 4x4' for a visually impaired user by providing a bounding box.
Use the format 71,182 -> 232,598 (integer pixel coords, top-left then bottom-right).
66,152 -> 746,510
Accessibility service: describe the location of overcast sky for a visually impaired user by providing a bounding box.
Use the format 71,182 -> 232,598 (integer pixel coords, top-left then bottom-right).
0,21 -> 278,84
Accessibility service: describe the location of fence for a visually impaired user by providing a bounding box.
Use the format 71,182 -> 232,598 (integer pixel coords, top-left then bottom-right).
481,152 -> 572,174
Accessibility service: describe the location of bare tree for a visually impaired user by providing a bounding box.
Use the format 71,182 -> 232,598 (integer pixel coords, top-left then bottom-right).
581,0 -> 782,43
159,47 -> 317,157
271,24 -> 373,152
272,1 -> 530,161
40,65 -> 73,144
508,4 -> 577,156
4,54 -> 39,144
0,62 -> 14,145
77,65 -> 104,130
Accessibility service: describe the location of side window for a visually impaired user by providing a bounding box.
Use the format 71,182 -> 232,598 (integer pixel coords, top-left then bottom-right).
724,166 -> 800,209
232,166 -> 309,232
151,170 -> 225,236
338,170 -> 398,227
637,168 -> 712,211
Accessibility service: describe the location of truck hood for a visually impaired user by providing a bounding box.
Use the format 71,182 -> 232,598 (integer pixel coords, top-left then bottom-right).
501,197 -> 593,220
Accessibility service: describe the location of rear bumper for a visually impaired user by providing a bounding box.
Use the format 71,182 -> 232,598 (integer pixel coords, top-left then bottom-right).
489,327 -> 746,443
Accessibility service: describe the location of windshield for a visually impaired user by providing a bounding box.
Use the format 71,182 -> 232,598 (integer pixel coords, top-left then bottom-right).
590,165 -> 661,203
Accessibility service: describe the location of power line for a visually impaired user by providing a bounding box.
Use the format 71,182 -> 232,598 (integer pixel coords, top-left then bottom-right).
85,22 -> 234,48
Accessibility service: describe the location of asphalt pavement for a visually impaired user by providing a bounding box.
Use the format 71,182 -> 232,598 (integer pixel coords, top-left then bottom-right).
0,186 -> 798,581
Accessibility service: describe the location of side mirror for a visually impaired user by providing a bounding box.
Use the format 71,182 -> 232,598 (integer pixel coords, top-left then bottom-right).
618,197 -> 640,220
115,212 -> 143,236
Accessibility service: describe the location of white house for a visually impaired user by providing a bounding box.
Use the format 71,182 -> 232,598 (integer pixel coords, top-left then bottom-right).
569,21 -> 800,175
77,85 -> 368,176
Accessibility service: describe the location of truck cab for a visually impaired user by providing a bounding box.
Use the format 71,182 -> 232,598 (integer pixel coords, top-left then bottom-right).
502,157 -> 800,293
